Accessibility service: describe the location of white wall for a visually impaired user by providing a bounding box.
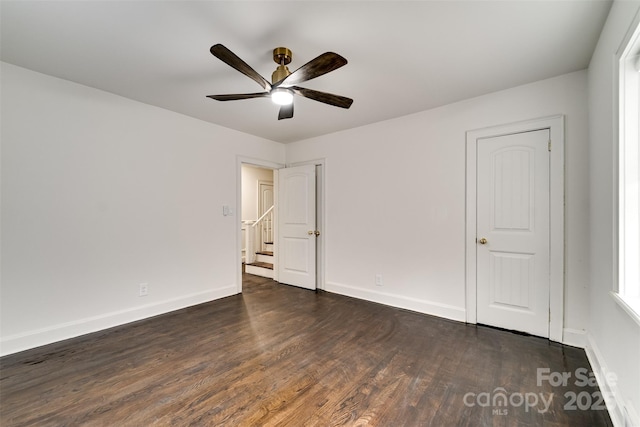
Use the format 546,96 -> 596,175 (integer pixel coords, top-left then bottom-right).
241,165 -> 273,222
587,1 -> 640,425
286,71 -> 590,337
0,63 -> 285,356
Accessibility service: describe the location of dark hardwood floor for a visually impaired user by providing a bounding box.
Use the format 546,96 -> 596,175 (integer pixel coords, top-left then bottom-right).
1,274 -> 612,426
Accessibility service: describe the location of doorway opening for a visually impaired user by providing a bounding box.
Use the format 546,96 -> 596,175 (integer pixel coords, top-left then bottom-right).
241,164 -> 275,279
237,159 -> 325,293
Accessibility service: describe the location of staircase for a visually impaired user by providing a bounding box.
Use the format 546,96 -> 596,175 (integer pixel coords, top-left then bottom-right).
245,242 -> 274,278
243,205 -> 275,279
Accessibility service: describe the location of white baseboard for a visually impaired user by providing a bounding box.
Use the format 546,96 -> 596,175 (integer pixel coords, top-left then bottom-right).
585,333 -> 640,427
0,285 -> 237,357
325,281 -> 466,322
562,327 -> 587,348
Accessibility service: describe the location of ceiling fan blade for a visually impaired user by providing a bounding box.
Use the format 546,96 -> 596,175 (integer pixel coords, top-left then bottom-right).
278,103 -> 294,120
292,86 -> 353,109
206,92 -> 270,101
277,52 -> 347,87
210,44 -> 272,91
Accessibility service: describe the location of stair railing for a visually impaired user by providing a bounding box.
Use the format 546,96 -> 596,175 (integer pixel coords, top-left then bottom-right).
245,205 -> 274,264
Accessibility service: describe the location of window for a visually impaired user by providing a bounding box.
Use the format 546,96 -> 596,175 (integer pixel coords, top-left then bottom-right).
617,15 -> 640,321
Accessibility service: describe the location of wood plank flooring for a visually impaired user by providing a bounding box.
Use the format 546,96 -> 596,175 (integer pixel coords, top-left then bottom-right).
1,274 -> 612,426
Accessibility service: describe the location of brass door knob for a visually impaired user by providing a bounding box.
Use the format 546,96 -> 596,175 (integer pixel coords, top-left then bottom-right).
308,231 -> 314,235
478,238 -> 488,245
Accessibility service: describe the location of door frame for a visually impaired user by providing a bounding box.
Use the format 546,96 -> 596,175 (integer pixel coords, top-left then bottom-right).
236,156 -> 284,293
465,116 -> 564,342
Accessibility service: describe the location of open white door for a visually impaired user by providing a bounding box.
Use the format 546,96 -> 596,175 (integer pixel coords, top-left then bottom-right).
476,129 -> 550,337
277,164 -> 317,290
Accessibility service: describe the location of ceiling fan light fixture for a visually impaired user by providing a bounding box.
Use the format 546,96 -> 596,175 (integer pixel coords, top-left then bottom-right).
271,88 -> 294,106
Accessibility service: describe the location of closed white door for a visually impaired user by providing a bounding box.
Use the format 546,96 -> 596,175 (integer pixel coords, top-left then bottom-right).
476,129 -> 550,337
258,181 -> 274,245
278,164 -> 316,290
258,181 -> 274,218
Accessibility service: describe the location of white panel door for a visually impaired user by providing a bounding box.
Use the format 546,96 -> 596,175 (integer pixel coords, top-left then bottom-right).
258,181 -> 274,218
477,129 -> 550,337
278,164 -> 316,290
258,181 -> 274,245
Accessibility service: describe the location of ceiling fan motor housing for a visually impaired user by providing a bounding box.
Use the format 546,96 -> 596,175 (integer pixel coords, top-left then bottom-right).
272,47 -> 292,83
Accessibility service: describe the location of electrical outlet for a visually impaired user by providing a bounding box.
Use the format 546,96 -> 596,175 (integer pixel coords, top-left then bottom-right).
139,283 -> 148,296
375,274 -> 383,286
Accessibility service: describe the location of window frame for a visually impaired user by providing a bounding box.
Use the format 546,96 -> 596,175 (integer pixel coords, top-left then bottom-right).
614,10 -> 640,326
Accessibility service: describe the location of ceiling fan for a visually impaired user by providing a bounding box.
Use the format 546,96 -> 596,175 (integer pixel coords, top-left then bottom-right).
207,44 -> 353,120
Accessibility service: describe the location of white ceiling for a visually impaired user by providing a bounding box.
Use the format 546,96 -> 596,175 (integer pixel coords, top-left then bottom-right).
1,1 -> 611,144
